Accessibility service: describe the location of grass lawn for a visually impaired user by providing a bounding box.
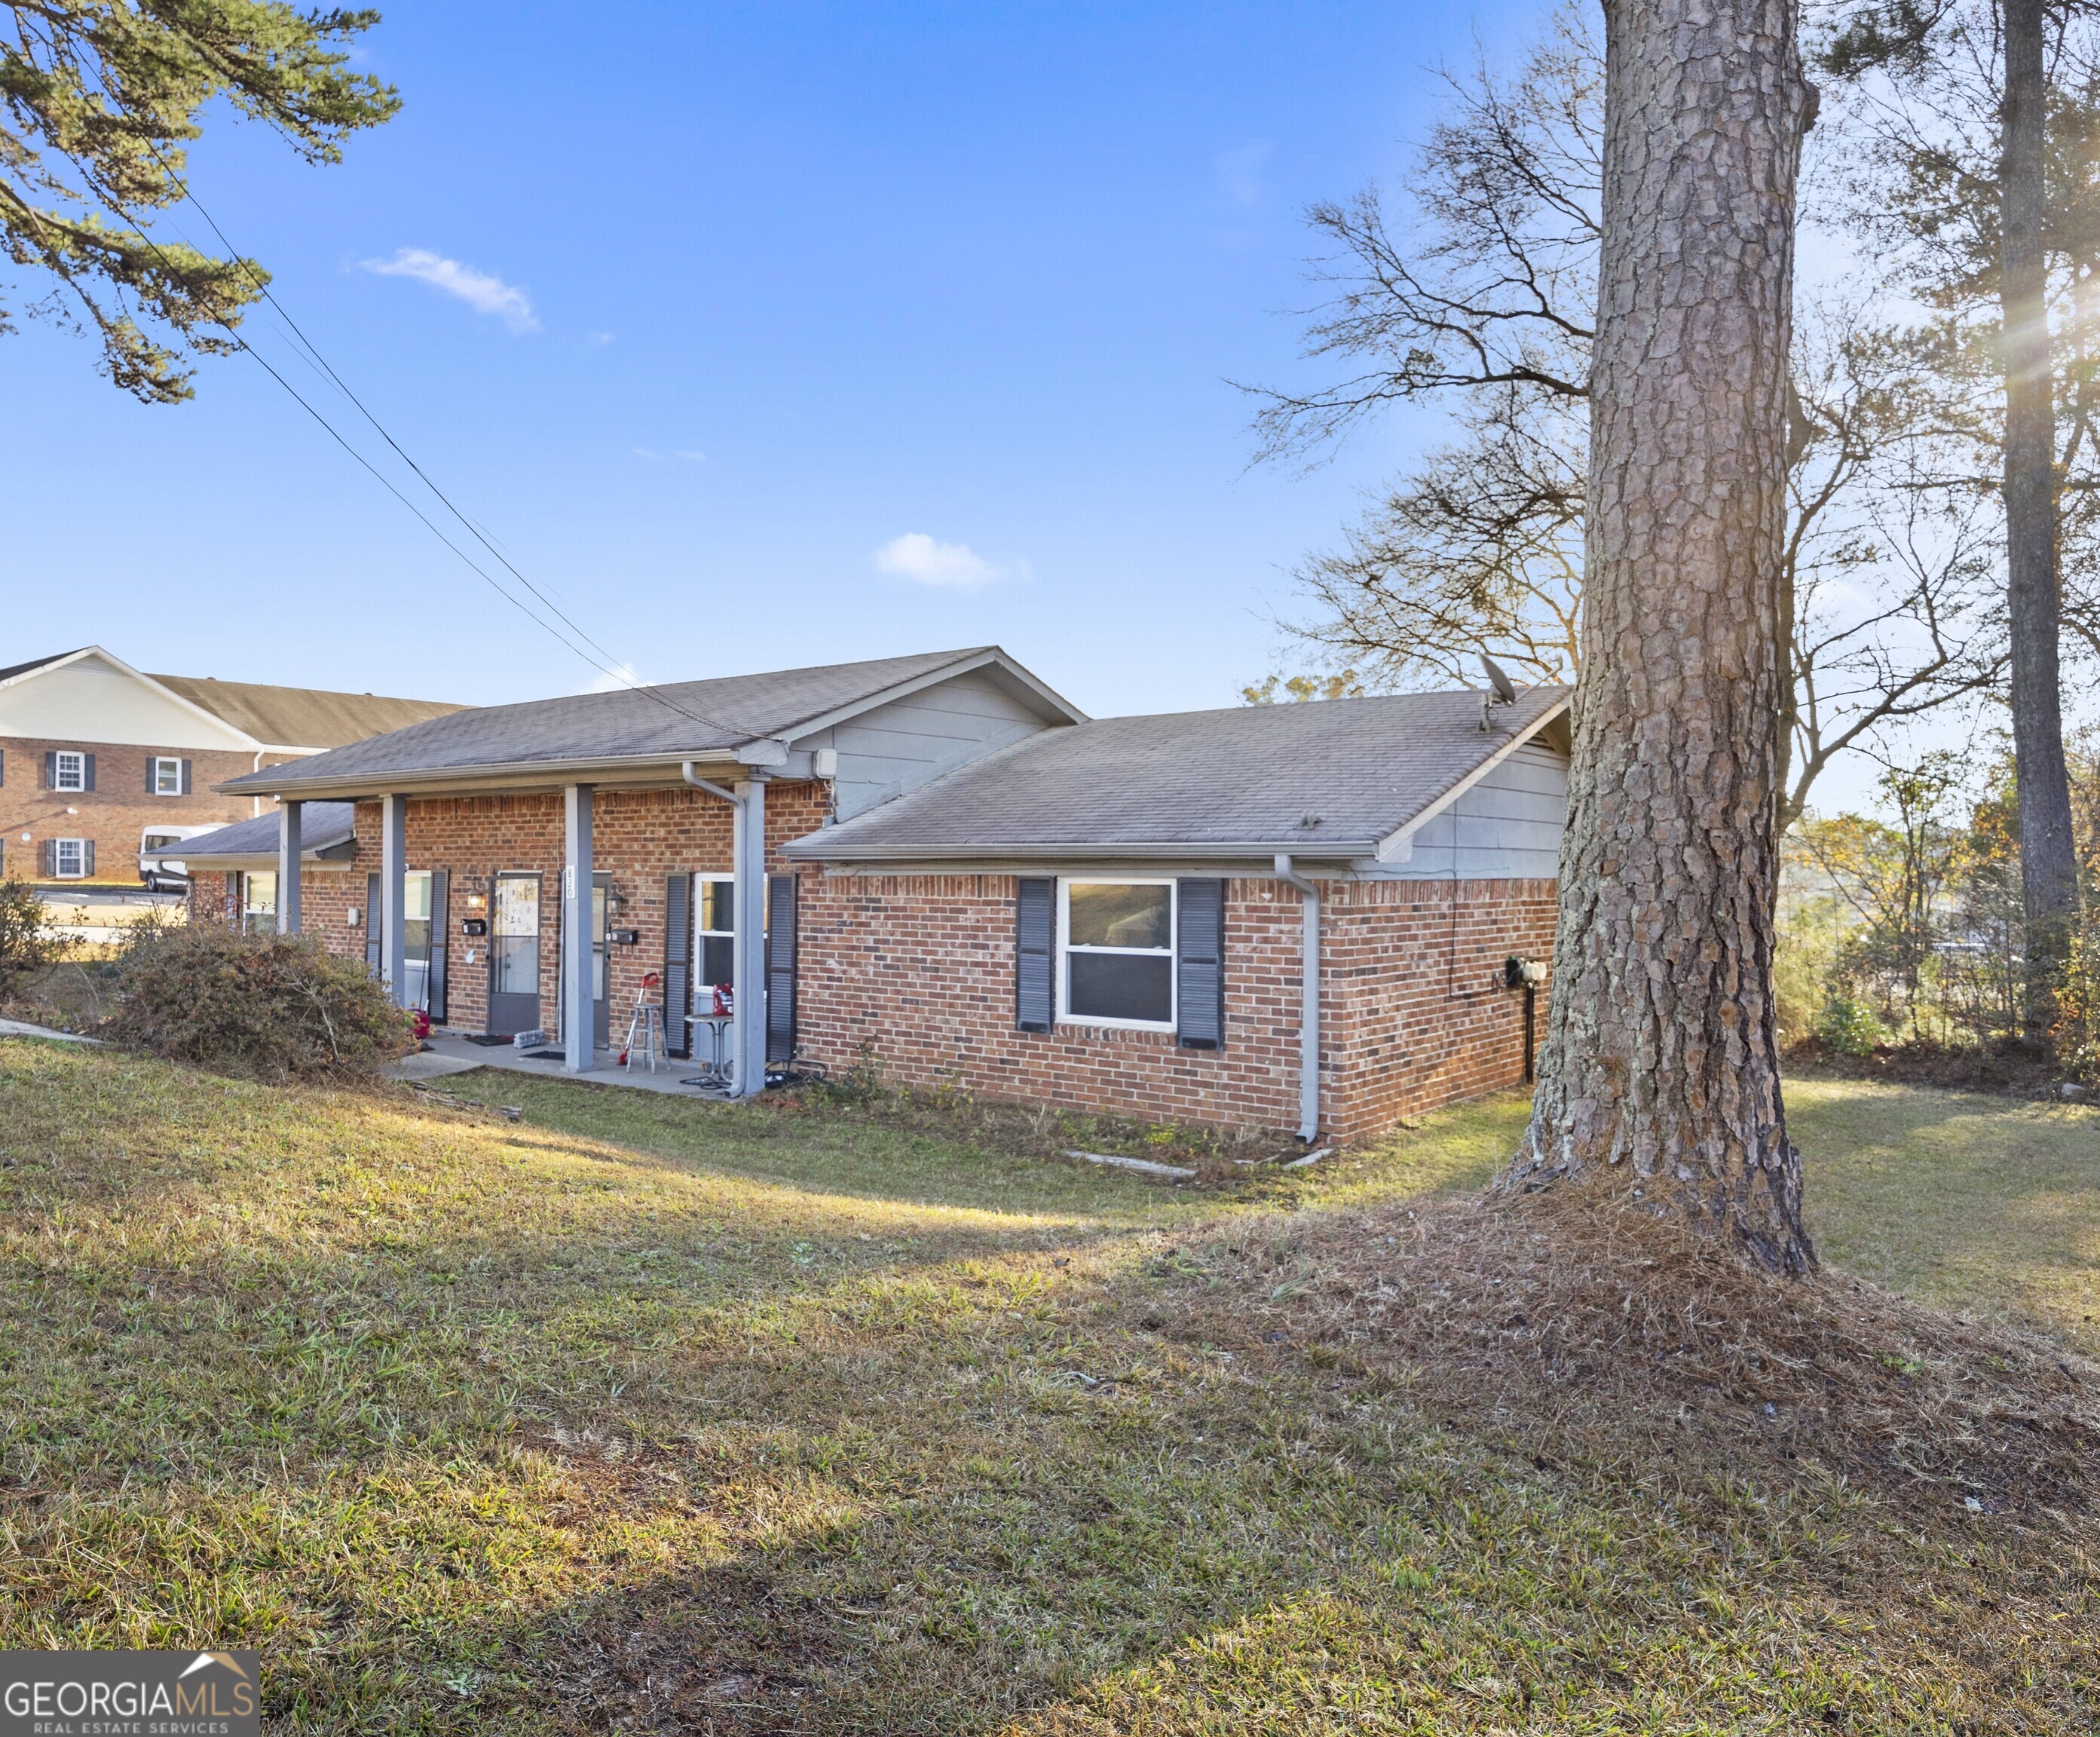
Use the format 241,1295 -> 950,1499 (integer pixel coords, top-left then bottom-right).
1,1039 -> 2095,1732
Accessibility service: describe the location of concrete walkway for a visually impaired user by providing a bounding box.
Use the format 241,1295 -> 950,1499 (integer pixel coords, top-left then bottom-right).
0,1018 -> 103,1046
384,1030 -> 733,1098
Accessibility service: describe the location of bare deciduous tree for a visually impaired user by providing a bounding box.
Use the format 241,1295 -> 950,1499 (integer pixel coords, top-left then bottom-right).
1255,6 -> 1998,826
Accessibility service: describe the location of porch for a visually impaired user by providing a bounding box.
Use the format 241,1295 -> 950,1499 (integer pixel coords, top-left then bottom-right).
385,1028 -> 739,1097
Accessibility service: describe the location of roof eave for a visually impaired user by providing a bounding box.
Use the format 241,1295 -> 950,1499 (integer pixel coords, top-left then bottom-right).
216,752 -> 754,801
783,837 -> 1381,864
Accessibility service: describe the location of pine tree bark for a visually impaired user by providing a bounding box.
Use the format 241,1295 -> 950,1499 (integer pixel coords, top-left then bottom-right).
1511,0 -> 1816,1270
2001,0 -> 2080,1038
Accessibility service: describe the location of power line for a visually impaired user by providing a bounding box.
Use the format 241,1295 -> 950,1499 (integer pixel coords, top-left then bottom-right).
130,152 -> 756,743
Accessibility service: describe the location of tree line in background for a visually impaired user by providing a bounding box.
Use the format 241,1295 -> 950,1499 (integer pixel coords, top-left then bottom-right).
1254,0 -> 2100,1077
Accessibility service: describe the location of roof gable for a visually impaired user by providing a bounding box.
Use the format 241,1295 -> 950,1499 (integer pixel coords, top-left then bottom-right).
0,648 -> 260,752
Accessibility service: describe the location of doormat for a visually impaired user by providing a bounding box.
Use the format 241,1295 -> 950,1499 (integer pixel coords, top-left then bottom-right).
461,1034 -> 515,1047
520,1048 -> 566,1061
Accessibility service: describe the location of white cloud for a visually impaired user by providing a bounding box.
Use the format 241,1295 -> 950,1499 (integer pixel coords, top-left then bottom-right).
586,663 -> 644,694
874,532 -> 1003,589
363,248 -> 538,332
1214,142 -> 1271,209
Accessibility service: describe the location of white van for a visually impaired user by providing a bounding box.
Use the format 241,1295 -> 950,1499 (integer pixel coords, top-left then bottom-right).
138,826 -> 224,893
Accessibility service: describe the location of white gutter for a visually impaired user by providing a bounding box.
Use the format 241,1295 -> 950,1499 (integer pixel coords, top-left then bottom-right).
1272,854 -> 1321,1144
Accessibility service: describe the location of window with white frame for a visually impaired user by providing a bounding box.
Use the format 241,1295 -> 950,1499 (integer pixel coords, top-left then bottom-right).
1060,878 -> 1175,1028
241,870 -> 277,934
51,838 -> 88,878
695,874 -> 735,991
152,757 -> 183,796
53,751 -> 85,792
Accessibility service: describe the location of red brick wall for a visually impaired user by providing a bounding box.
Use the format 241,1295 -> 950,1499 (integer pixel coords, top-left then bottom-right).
1,740 -> 299,887
192,796 -> 1556,1142
194,782 -> 828,1041
793,872 -> 1557,1141
1318,878 -> 1557,1138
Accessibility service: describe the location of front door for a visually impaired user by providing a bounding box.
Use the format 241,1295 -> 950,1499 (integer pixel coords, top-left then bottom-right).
488,872 -> 542,1037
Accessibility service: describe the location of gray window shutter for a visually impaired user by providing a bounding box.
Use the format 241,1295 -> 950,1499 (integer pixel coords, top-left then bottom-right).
365,873 -> 382,974
766,873 -> 798,1065
82,754 -> 94,792
1176,878 -> 1226,1049
428,871 -> 449,1022
43,752 -> 55,790
180,759 -> 192,795
83,840 -> 95,877
146,757 -> 157,793
663,874 -> 692,1058
0,749 -> 5,786
1015,877 -> 1055,1032
39,840 -> 54,876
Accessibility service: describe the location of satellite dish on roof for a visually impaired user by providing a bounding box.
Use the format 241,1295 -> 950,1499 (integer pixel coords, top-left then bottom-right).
1480,654 -> 1519,706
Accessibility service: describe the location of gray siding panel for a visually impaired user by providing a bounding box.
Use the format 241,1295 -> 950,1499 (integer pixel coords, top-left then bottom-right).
1382,741 -> 1569,880
818,670 -> 1055,821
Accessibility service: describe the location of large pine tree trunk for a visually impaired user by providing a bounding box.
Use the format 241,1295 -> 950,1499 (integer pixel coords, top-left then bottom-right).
1512,0 -> 1816,1271
2001,0 -> 2081,1039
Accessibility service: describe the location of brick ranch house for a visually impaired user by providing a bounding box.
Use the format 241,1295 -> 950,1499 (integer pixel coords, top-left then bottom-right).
0,645 -> 458,893
185,647 -> 1570,1143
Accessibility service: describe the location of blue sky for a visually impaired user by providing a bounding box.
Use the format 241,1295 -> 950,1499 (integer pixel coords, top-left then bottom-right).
5,2 -> 1553,719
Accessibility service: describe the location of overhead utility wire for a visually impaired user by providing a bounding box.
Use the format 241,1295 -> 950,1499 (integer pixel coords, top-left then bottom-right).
133,150 -> 755,742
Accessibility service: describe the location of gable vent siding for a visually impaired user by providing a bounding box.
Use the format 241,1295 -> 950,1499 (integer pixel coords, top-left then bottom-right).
1176,878 -> 1226,1049
1015,877 -> 1055,1033
663,874 -> 692,1059
765,874 -> 798,1065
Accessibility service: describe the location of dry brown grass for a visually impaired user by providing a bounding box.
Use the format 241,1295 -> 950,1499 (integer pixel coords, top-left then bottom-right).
1186,1181 -> 2100,1518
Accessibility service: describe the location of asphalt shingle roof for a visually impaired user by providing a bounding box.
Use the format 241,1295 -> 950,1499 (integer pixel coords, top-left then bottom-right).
788,686 -> 1569,859
222,648 -> 1023,793
148,675 -> 462,749
180,803 -> 358,861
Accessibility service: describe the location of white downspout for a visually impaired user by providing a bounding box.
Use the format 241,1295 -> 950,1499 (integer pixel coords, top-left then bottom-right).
1273,853 -> 1321,1144
684,762 -> 766,1098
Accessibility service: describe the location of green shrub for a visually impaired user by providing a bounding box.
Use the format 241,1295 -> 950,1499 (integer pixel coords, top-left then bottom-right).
0,877 -> 65,999
1817,994 -> 1887,1058
105,923 -> 415,1083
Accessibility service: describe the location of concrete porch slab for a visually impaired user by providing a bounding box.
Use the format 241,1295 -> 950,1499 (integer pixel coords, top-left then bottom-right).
409,1030 -> 732,1098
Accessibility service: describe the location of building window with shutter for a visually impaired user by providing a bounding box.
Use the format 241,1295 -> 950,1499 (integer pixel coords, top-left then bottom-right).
51,838 -> 89,878
52,751 -> 86,792
1059,879 -> 1176,1029
151,757 -> 185,796
695,874 -> 736,996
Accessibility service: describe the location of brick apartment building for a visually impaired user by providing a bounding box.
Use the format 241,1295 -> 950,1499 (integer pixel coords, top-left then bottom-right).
0,647 -> 460,892
185,648 -> 1568,1144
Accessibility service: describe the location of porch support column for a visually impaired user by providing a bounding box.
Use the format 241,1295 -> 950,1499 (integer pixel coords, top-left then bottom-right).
380,794 -> 409,1006
563,783 -> 595,1072
277,801 -> 303,935
731,774 -> 768,1097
